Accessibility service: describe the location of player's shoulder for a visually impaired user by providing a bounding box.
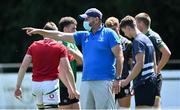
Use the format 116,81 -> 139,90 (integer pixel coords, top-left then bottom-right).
30,40 -> 43,47
148,29 -> 161,39
121,36 -> 131,43
103,27 -> 116,34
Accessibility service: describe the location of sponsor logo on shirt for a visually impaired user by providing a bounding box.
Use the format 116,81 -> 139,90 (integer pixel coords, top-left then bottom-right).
49,94 -> 55,99
85,37 -> 88,43
98,36 -> 104,42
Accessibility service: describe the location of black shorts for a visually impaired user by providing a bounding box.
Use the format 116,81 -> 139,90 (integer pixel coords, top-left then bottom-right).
155,73 -> 162,97
59,87 -> 79,105
134,77 -> 157,106
115,83 -> 131,99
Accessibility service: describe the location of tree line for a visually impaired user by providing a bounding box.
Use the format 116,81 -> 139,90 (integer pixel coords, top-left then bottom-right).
0,0 -> 179,63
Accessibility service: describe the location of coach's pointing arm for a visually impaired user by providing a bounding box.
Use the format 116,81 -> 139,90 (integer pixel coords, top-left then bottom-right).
22,27 -> 75,43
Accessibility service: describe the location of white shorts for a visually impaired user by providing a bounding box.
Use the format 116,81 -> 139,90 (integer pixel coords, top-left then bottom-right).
32,79 -> 60,106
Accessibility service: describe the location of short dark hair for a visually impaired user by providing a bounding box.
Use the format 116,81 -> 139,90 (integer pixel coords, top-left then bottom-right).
43,21 -> 58,30
120,15 -> 136,29
135,12 -> 151,28
58,17 -> 77,32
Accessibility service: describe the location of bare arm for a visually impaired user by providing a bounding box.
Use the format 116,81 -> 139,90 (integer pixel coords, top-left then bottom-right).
22,27 -> 75,43
122,52 -> 144,87
157,45 -> 171,73
58,57 -> 79,99
154,52 -> 157,74
112,44 -> 124,78
15,54 -> 32,99
16,54 -> 32,89
111,44 -> 124,94
68,48 -> 83,65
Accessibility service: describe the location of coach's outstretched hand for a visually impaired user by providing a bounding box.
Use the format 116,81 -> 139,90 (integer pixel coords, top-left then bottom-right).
22,27 -> 40,36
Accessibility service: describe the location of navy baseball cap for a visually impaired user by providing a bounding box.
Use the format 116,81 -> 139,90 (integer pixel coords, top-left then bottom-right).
79,8 -> 103,20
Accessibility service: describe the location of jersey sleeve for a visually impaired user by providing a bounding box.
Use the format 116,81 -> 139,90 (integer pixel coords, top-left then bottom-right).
59,45 -> 68,58
73,31 -> 89,46
133,40 -> 145,55
26,43 -> 34,56
108,29 -> 121,48
149,34 -> 165,50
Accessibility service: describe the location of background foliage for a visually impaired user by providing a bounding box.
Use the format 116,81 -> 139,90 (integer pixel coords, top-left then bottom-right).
0,0 -> 179,63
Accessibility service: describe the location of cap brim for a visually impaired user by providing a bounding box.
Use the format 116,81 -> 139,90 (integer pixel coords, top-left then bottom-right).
79,14 -> 87,20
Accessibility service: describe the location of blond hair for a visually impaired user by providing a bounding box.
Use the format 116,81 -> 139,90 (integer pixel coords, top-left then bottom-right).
43,21 -> 58,30
105,17 -> 119,29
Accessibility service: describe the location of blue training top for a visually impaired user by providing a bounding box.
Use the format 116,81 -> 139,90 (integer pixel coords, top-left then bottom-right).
74,26 -> 120,81
132,33 -> 156,88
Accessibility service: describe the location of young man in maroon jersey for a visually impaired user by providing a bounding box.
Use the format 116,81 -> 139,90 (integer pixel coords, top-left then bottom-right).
14,22 -> 79,109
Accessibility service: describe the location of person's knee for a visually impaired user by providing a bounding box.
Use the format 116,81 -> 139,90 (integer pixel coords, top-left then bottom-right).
59,104 -> 72,109
118,96 -> 131,108
154,96 -> 161,107
72,102 -> 80,109
36,104 -> 44,109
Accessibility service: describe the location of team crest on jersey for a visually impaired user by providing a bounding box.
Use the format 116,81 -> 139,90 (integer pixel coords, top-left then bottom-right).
49,94 -> 55,99
98,36 -> 104,42
85,37 -> 88,43
85,33 -> 89,43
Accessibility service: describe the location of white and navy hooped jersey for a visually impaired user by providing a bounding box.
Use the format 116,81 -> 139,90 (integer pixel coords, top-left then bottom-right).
132,33 -> 155,88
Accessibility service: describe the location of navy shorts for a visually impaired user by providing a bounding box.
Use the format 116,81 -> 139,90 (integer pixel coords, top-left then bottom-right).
134,77 -> 157,106
155,73 -> 162,97
115,83 -> 131,99
59,87 -> 79,105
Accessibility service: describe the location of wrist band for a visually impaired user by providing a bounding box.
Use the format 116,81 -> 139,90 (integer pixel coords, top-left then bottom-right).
115,76 -> 122,80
